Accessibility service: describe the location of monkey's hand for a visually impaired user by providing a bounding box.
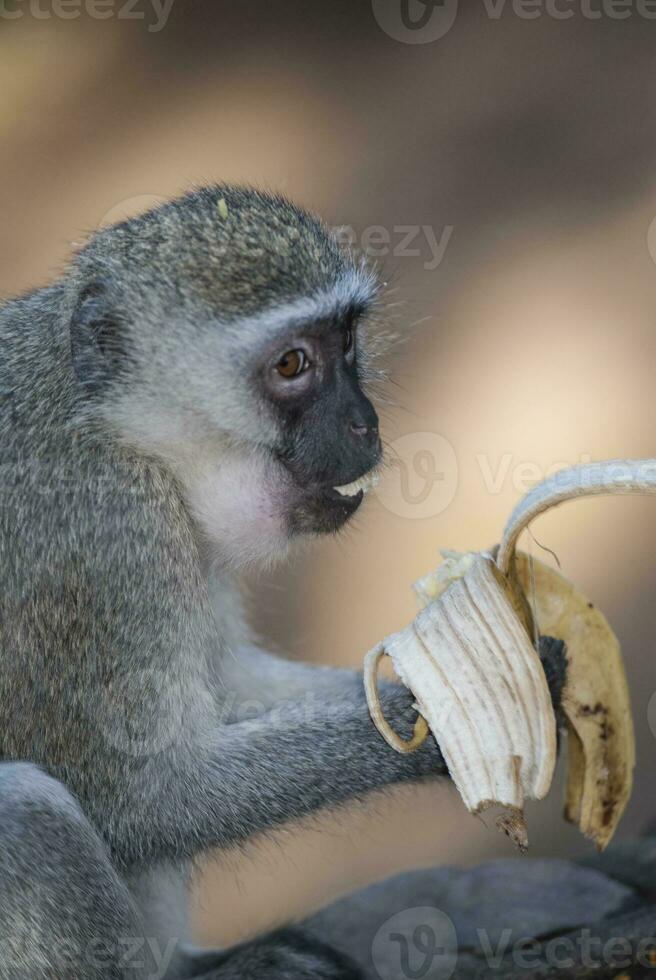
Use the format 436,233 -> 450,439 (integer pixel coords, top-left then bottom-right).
375,633 -> 568,761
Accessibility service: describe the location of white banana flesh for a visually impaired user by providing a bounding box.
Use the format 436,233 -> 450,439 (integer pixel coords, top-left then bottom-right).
365,552 -> 556,846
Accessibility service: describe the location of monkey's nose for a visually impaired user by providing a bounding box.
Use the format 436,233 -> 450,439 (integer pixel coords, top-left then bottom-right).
349,418 -> 381,453
346,394 -> 381,452
349,421 -> 373,438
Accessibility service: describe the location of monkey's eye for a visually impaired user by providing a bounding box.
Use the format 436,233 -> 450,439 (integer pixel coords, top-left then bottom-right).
276,349 -> 309,378
343,328 -> 354,354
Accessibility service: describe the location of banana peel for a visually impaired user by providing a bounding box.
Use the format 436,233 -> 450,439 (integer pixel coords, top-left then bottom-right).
514,553 -> 634,851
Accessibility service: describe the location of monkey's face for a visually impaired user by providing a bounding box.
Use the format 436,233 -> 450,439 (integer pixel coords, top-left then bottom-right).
80,283 -> 383,569
170,298 -> 383,568
71,187 -> 385,569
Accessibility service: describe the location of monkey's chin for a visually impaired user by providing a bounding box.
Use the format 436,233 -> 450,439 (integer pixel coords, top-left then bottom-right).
290,486 -> 364,536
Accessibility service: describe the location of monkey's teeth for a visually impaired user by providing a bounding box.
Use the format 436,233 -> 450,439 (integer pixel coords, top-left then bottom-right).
333,472 -> 380,498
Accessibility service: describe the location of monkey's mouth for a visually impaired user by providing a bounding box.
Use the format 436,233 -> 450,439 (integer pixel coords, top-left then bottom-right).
290,469 -> 379,535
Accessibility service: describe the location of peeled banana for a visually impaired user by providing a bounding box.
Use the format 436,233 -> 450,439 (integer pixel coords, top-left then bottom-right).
365,460 -> 647,849
365,551 -> 556,849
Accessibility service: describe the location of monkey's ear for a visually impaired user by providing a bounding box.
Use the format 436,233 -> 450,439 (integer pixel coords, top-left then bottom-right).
70,279 -> 125,395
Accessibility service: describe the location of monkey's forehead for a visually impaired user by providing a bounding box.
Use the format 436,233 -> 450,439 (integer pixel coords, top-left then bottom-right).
79,186 -> 379,318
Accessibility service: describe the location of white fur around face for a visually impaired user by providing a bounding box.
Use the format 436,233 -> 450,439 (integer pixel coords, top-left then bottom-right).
98,274 -> 381,570
179,447 -> 297,571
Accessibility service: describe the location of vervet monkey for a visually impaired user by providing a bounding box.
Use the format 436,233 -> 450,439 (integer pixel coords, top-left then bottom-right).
0,187 -> 565,979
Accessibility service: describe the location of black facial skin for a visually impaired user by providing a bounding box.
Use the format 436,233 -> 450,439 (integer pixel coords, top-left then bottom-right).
262,311 -> 382,535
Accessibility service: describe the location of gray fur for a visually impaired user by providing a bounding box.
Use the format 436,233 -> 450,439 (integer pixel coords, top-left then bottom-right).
0,186 -> 565,979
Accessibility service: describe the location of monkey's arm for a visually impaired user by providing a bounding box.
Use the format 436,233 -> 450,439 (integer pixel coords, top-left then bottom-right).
109,638 -> 566,869
114,680 -> 440,868
219,642 -> 363,718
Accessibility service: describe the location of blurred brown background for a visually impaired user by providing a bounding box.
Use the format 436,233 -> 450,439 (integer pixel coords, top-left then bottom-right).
3,0 -> 656,948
